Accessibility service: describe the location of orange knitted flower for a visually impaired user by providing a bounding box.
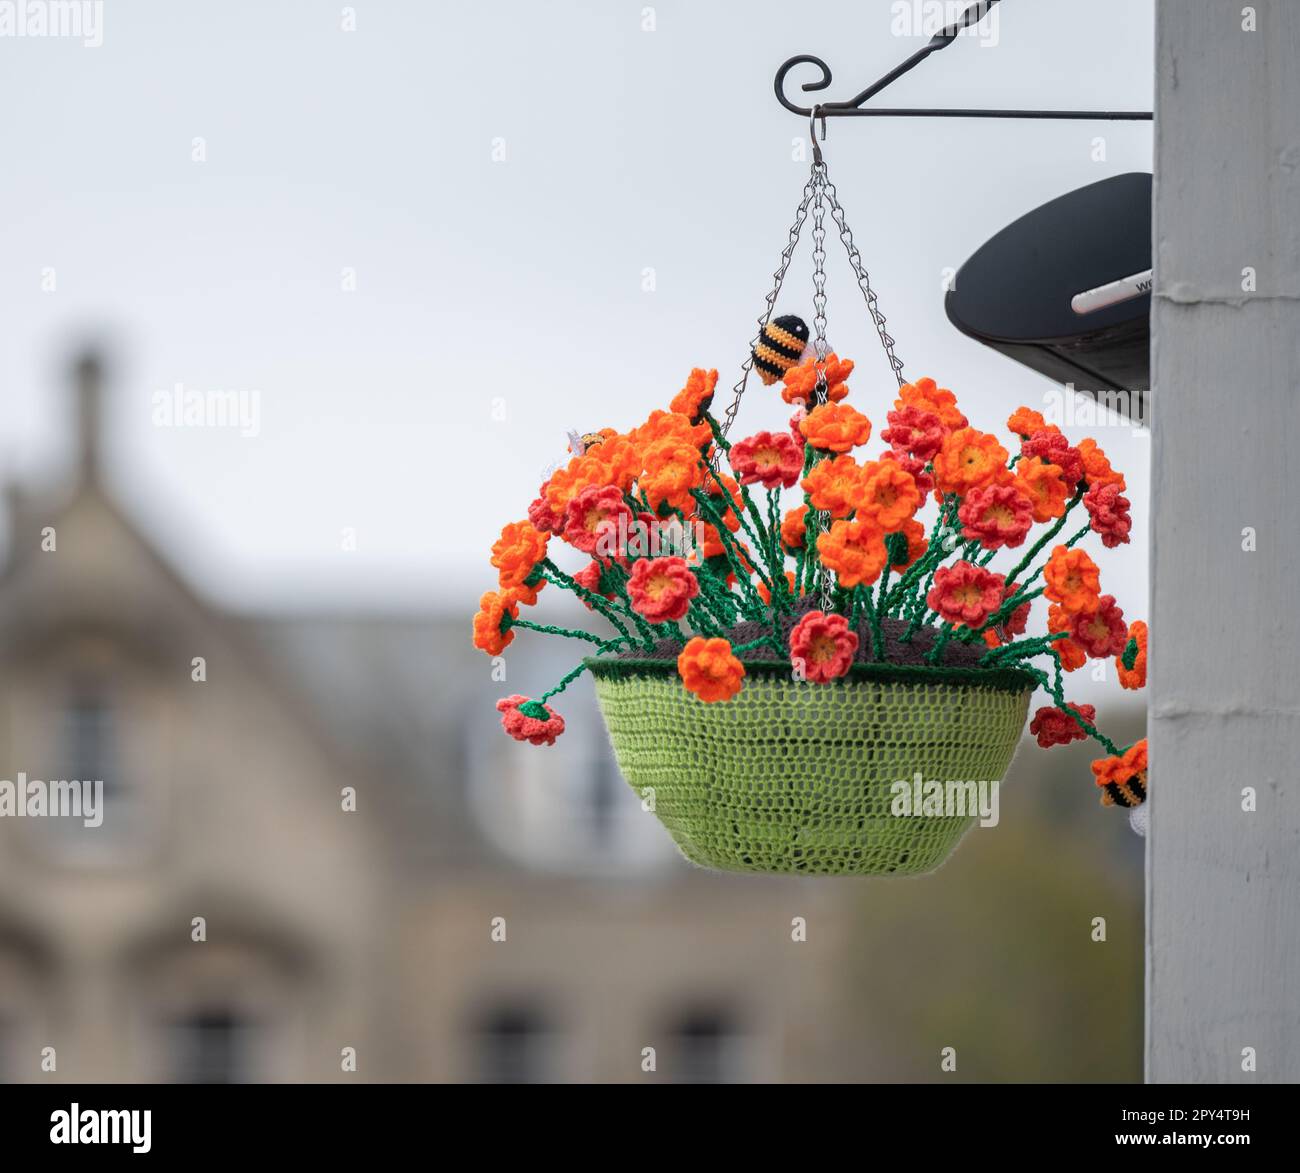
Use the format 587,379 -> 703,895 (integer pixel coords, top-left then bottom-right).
1007,406 -> 1050,438
1078,437 -> 1126,490
781,352 -> 853,405
1044,546 -> 1102,614
895,377 -> 967,431
817,516 -> 888,588
800,402 -> 873,453
640,438 -> 704,513
801,455 -> 866,518
857,461 -> 921,530
631,409 -> 711,454
888,517 -> 928,570
933,428 -> 1009,496
491,520 -> 549,590
472,589 -> 520,656
1048,604 -> 1088,671
789,610 -> 859,683
1117,619 -> 1148,689
670,367 -> 719,423
677,637 -> 745,703
1091,739 -> 1148,808
781,505 -> 808,550
1015,456 -> 1069,523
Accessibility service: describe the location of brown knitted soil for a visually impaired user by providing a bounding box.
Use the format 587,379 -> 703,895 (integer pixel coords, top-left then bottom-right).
620,597 -> 990,669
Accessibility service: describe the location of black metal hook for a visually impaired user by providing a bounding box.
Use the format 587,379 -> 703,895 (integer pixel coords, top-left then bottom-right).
774,0 -> 1152,123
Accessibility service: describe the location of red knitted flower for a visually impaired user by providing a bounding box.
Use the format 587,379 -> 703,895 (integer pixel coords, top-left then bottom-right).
730,430 -> 803,489
1071,594 -> 1128,658
958,482 -> 1034,550
562,484 -> 632,554
1021,429 -> 1084,487
572,558 -> 617,606
881,404 -> 945,462
926,561 -> 1005,628
527,492 -> 561,533
788,405 -> 807,445
627,556 -> 699,623
1001,583 -> 1031,636
496,695 -> 566,746
1084,482 -> 1133,548
1029,703 -> 1097,748
789,610 -> 859,684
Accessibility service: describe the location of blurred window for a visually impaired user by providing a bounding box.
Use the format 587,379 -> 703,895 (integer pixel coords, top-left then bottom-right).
475,1005 -> 551,1084
669,1008 -> 742,1084
168,1007 -> 253,1084
60,686 -> 117,801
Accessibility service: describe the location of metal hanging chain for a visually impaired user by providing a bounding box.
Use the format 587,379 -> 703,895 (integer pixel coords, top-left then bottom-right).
717,174 -> 818,444
807,167 -> 837,614
821,167 -> 907,387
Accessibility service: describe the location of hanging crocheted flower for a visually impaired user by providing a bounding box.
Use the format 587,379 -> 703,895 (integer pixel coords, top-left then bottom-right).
926,561 -> 1005,628
627,556 -> 700,623
670,367 -> 719,423
1091,739 -> 1148,808
958,482 -> 1034,549
789,610 -> 859,683
857,461 -> 921,530
881,404 -> 945,462
1015,456 -> 1069,523
1000,583 -> 1032,636
491,520 -> 549,591
562,485 -> 633,555
800,402 -> 873,453
730,430 -> 803,489
880,449 -> 935,497
887,517 -> 928,570
677,636 -> 745,702
472,589 -> 520,657
631,409 -> 712,453
1048,603 -> 1089,671
639,438 -> 704,514
895,377 -> 967,431
780,505 -> 808,550
1117,619 -> 1148,690
1044,546 -> 1102,614
1071,595 -> 1128,658
801,454 -> 865,518
1007,406 -> 1050,438
1085,481 -> 1133,548
817,517 -> 888,588
1078,437 -> 1126,490
496,695 -> 566,746
1021,428 -> 1084,486
781,353 -> 853,406
1029,703 -> 1097,748
933,428 -> 1009,496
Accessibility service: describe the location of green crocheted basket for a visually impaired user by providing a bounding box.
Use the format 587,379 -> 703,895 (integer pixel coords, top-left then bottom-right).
588,659 -> 1034,876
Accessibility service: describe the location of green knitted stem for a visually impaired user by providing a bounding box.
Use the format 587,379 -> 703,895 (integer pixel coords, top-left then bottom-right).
588,665 -> 1031,876
1121,635 -> 1139,671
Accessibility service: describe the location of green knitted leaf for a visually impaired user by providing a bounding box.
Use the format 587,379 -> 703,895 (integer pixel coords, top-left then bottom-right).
591,668 -> 1030,876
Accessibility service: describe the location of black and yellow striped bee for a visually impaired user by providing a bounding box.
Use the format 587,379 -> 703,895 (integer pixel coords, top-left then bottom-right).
566,429 -> 608,457
752,314 -> 809,385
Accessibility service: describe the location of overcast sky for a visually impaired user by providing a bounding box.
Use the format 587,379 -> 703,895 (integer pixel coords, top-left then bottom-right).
0,0 -> 1153,635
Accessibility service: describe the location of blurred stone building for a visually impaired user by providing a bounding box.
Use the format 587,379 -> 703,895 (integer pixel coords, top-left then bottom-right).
0,356 -> 860,1082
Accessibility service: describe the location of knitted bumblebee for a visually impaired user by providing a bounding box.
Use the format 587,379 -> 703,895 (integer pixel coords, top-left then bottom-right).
566,429 -> 608,457
751,315 -> 809,385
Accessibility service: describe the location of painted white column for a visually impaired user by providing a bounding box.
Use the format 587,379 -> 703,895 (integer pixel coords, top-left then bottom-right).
1148,0 -> 1300,1081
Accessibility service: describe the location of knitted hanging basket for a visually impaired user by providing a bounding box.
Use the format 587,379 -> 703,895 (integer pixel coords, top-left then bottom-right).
589,654 -> 1035,876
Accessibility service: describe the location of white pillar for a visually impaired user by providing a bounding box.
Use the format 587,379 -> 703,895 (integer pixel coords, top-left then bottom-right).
1149,0 -> 1300,1081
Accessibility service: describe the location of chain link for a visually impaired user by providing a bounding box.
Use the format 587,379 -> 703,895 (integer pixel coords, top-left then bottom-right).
822,172 -> 907,387
717,175 -> 819,445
